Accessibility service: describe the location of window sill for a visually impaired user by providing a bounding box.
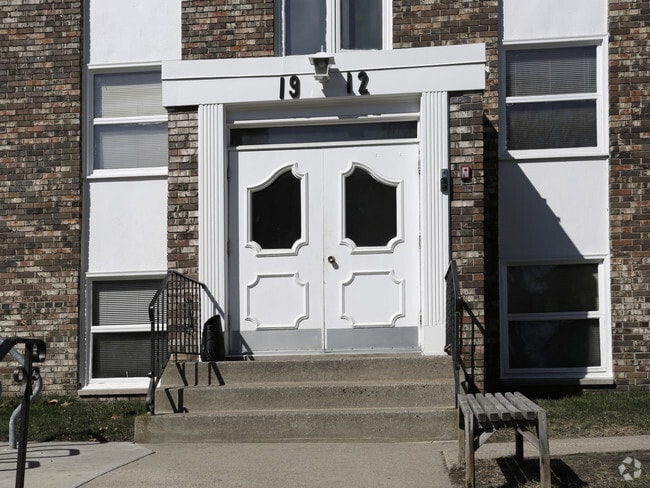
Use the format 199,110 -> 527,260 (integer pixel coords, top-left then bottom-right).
501,374 -> 614,386
79,379 -> 149,397
86,167 -> 168,180
499,147 -> 609,161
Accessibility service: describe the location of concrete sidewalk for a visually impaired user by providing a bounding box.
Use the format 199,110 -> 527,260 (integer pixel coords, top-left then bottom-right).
0,436 -> 647,488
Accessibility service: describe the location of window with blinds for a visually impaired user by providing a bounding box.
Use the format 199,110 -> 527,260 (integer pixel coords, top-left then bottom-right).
92,71 -> 168,171
91,279 -> 161,379
504,46 -> 599,152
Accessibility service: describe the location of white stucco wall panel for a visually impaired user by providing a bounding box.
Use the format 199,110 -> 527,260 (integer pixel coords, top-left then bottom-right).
499,160 -> 609,260
87,178 -> 167,273
89,0 -> 181,65
502,0 -> 608,42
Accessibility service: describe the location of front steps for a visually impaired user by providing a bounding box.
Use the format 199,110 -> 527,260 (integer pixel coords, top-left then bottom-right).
134,354 -> 457,443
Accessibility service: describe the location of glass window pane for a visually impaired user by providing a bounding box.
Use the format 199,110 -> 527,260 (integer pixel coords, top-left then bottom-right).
94,72 -> 165,118
92,280 -> 162,327
285,0 -> 326,55
94,122 -> 168,169
341,0 -> 383,50
508,320 -> 601,368
506,100 -> 597,150
231,122 -> 417,146
507,46 -> 597,97
92,332 -> 151,378
507,264 -> 599,314
251,169 -> 302,249
345,167 -> 397,247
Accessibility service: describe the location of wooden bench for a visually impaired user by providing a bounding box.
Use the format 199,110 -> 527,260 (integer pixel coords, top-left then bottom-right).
457,392 -> 551,488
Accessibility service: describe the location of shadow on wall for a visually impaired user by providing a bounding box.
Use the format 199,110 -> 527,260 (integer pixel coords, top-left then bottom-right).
496,159 -> 606,387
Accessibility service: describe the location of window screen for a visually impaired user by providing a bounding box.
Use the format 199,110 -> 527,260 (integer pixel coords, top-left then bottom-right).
92,332 -> 151,378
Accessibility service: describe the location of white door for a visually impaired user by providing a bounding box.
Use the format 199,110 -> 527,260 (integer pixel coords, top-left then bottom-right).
228,144 -> 420,354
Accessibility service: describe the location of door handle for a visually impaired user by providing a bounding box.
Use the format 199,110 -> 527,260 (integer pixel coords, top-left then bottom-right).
327,256 -> 336,264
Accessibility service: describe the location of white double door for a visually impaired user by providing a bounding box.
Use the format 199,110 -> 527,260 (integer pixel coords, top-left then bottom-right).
228,144 -> 420,354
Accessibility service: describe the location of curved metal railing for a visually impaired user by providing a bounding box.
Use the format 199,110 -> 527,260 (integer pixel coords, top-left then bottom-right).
147,271 -> 221,413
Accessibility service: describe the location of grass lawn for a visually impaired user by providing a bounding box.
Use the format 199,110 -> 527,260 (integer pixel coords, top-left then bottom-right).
0,395 -> 146,443
536,390 -> 650,438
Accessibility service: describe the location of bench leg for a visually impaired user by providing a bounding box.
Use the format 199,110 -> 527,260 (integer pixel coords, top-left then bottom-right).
458,407 -> 465,466
537,412 -> 551,488
464,412 -> 475,488
515,429 -> 524,461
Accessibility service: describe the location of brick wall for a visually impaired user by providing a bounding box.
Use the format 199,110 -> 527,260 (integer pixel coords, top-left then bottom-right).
168,111 -> 200,278
609,1 -> 650,390
0,1 -> 82,393
182,0 -> 274,60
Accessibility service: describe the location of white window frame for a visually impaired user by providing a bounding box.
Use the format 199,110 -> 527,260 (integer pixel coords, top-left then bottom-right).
499,39 -> 608,160
81,273 -> 165,394
499,258 -> 613,384
275,0 -> 392,56
85,64 -> 168,180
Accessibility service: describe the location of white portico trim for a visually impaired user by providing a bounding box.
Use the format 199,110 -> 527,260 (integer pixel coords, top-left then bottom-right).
163,44 -> 486,106
162,44 -> 486,355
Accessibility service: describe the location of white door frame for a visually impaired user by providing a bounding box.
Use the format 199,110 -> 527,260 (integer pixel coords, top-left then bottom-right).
198,92 -> 450,356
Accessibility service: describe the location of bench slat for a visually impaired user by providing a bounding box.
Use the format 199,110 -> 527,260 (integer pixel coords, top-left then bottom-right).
475,394 -> 500,422
504,392 -> 537,420
494,392 -> 524,420
465,394 -> 488,423
484,393 -> 512,422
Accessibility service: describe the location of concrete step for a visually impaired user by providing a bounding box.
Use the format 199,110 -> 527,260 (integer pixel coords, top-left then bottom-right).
155,380 -> 455,414
138,354 -> 458,443
135,406 -> 457,443
158,354 -> 453,388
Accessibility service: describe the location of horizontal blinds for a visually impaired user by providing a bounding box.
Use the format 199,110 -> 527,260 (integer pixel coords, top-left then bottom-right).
92,332 -> 151,378
94,72 -> 166,118
506,100 -> 597,150
92,280 -> 161,327
507,46 -> 597,97
94,122 -> 168,169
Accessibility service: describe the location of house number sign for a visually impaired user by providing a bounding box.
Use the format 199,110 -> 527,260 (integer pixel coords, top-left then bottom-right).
279,71 -> 371,100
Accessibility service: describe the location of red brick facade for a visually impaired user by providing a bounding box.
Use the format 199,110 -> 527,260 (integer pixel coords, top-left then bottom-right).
182,0 -> 274,59
168,111 -> 200,278
0,1 -> 83,393
608,1 -> 650,390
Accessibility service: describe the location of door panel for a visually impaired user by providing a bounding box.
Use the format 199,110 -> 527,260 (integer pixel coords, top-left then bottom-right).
322,145 -> 420,351
229,144 -> 419,354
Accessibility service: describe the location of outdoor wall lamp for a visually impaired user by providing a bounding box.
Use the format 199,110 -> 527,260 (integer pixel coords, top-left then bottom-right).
309,52 -> 335,83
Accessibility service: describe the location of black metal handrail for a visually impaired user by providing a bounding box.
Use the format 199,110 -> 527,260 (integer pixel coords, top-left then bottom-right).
0,337 -> 46,488
147,270 -> 220,413
444,260 -> 485,398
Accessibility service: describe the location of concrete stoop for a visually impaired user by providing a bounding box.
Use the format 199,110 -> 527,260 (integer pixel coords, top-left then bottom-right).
134,354 -> 457,443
